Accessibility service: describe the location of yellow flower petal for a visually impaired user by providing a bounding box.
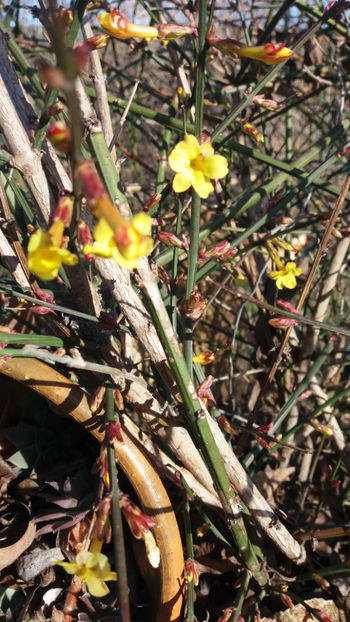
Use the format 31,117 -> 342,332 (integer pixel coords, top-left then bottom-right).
201,154 -> 229,179
200,141 -> 214,157
53,559 -> 80,575
183,134 -> 201,158
192,170 -> 214,199
132,213 -> 152,236
168,146 -> 191,173
173,170 -> 193,193
85,576 -> 110,597
27,229 -> 51,252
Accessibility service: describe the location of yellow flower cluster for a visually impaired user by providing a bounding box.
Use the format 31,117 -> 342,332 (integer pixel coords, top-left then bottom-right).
28,219 -> 78,280
54,550 -> 116,597
83,213 -> 153,270
268,262 -> 302,290
168,134 -> 228,199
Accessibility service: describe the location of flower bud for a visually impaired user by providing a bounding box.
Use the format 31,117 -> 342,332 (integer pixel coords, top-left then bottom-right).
47,121 -> 72,153
309,420 -> 333,435
276,299 -> 299,314
157,231 -> 188,251
30,306 -> 52,315
184,558 -> 199,585
242,122 -> 264,143
311,573 -> 330,589
198,240 -> 230,261
144,193 -> 162,212
269,317 -> 299,328
182,290 -> 207,320
52,193 -> 74,228
44,101 -> 64,119
252,94 -> 282,111
157,23 -> 196,41
90,384 -> 106,415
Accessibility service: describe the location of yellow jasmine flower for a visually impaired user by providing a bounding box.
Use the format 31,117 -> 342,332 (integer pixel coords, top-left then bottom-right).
268,262 -> 302,290
54,550 -> 116,597
28,220 -> 78,280
168,134 -> 228,199
84,214 -> 153,270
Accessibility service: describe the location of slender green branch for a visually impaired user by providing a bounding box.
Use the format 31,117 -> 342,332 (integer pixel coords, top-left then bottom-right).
105,383 -> 131,622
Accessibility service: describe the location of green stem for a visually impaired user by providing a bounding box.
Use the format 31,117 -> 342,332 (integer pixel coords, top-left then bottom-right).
105,383 -> 131,622
229,570 -> 251,622
144,295 -> 268,585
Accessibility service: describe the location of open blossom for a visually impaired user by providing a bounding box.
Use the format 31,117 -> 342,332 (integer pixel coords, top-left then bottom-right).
54,550 -> 116,597
168,134 -> 228,199
28,220 -> 78,280
82,214 -> 153,270
268,261 -> 302,290
192,351 -> 215,365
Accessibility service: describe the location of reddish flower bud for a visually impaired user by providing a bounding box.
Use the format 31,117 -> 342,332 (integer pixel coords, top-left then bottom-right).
314,609 -> 332,622
298,389 -> 313,400
311,573 -> 330,588
30,306 -> 52,315
276,300 -> 299,314
94,495 -> 112,543
269,316 -> 299,328
252,94 -> 282,111
77,219 -> 94,260
197,375 -> 216,406
157,231 -> 188,251
184,558 -> 199,586
53,193 -> 74,228
119,494 -> 157,539
97,446 -> 110,490
157,23 -> 196,40
113,388 -> 124,411
242,122 -> 264,143
182,290 -> 207,320
330,479 -> 341,488
218,415 -> 236,435
47,121 -> 72,153
0,355 -> 12,367
198,240 -> 230,261
309,420 -> 333,436
323,1 -> 350,21
216,607 -> 235,622
44,100 -> 64,119
33,287 -> 55,304
144,193 -> 162,212
106,421 -> 124,445
157,266 -> 171,287
91,384 -> 106,415
280,593 -> 294,609
53,347 -> 66,356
